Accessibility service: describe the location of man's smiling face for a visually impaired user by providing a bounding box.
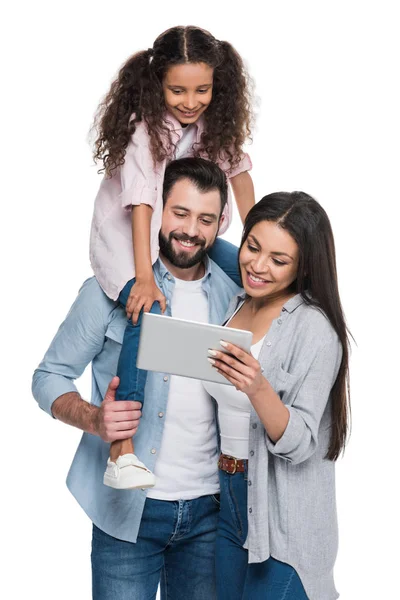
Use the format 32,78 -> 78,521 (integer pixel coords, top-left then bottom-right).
159,177 -> 223,271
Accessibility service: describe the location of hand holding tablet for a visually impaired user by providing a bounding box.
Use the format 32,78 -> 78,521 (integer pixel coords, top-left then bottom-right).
137,313 -> 253,385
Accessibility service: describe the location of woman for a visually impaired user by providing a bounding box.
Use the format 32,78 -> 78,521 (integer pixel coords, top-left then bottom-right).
204,191 -> 350,600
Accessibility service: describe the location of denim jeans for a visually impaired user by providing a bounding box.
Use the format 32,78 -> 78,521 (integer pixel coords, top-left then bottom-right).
116,238 -> 240,403
91,495 -> 220,600
216,466 -> 308,600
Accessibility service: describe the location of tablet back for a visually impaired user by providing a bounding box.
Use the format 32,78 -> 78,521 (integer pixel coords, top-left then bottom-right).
137,313 -> 253,385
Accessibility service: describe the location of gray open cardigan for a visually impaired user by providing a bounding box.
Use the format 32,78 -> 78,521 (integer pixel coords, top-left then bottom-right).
221,292 -> 343,600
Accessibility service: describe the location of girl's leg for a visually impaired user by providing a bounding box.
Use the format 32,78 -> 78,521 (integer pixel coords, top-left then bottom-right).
242,557 -> 309,599
104,279 -> 160,489
208,238 -> 242,287
115,279 -> 160,403
215,466 -> 249,600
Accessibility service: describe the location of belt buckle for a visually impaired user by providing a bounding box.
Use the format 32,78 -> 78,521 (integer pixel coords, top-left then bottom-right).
224,455 -> 237,475
219,454 -> 238,475
229,457 -> 238,475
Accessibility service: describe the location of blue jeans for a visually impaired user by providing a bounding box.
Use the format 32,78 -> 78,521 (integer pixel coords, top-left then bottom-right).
216,466 -> 308,600
91,494 -> 220,600
116,238 -> 240,403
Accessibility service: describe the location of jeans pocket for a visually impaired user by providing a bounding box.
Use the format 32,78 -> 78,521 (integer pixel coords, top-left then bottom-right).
227,477 -> 246,539
210,493 -> 221,507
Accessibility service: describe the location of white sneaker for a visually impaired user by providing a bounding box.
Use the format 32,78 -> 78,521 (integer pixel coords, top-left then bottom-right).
103,453 -> 156,490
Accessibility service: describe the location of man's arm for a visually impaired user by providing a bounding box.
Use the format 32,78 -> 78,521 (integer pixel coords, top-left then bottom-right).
52,378 -> 141,442
52,392 -> 97,434
32,278 -> 141,441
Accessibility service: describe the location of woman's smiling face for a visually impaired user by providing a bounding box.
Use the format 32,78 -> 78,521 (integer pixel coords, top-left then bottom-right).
239,220 -> 299,301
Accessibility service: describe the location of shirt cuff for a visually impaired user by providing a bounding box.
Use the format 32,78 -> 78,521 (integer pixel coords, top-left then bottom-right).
119,185 -> 157,209
34,374 -> 78,418
228,153 -> 253,178
265,407 -> 306,460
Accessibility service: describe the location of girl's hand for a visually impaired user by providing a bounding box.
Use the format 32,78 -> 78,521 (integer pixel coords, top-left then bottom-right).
208,341 -> 265,397
127,278 -> 167,325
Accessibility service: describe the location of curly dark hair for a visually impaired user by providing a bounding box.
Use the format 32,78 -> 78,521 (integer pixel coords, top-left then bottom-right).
92,26 -> 253,177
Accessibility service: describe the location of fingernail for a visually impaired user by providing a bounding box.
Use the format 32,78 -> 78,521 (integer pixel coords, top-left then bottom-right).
220,340 -> 228,348
208,349 -> 217,356
207,357 -> 216,365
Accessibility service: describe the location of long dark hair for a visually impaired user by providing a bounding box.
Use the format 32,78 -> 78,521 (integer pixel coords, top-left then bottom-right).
240,192 -> 351,460
93,26 -> 253,177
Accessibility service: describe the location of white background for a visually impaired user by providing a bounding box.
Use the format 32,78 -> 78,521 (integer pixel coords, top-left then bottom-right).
2,1 -> 399,598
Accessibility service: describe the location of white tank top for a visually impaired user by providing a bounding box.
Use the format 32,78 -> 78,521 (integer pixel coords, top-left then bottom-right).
203,301 -> 265,459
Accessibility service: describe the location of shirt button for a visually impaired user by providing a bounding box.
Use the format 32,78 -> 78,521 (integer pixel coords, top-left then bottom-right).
250,450 -> 255,456
277,318 -> 282,325
248,480 -> 252,486
167,274 -> 172,281
163,376 -> 168,382
249,507 -> 252,514
266,341 -> 272,347
252,423 -> 257,429
151,448 -> 157,454
158,412 -> 164,418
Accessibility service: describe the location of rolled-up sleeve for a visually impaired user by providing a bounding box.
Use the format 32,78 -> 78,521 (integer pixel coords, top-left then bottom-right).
218,151 -> 252,179
119,133 -> 158,209
32,278 -> 113,417
265,336 -> 343,464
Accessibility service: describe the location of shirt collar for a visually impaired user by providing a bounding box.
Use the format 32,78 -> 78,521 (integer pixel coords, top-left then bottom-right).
163,112 -> 205,135
282,293 -> 305,313
229,291 -> 305,314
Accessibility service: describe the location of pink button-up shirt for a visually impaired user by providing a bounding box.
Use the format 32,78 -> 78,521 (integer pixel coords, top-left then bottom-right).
90,113 -> 252,300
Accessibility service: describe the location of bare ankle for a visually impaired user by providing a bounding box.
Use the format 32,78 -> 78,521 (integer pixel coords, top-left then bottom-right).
110,439 -> 134,461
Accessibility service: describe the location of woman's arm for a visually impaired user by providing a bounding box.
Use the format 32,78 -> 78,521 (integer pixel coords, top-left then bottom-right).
208,342 -> 289,442
230,171 -> 255,223
208,335 -> 342,463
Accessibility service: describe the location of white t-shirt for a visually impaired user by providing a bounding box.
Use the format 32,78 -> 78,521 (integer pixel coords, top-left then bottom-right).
174,124 -> 198,159
147,275 -> 220,500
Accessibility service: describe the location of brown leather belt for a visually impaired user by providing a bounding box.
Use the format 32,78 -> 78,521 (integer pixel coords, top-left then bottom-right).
218,453 -> 247,475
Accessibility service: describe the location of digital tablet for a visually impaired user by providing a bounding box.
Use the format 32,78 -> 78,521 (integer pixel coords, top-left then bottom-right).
137,312 -> 253,385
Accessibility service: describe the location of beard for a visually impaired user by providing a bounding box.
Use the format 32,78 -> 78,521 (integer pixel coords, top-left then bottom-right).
158,230 -> 210,269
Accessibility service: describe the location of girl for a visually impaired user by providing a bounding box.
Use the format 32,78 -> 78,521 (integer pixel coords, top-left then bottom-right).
204,192 -> 351,599
90,26 -> 255,489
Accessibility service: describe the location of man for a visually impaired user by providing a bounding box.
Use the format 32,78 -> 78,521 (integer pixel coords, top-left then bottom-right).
32,157 -> 240,600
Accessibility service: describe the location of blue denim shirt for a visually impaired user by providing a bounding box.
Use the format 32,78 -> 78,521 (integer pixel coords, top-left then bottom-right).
32,258 -> 239,543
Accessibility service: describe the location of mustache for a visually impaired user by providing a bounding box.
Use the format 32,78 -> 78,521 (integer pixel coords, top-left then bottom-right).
171,232 -> 206,247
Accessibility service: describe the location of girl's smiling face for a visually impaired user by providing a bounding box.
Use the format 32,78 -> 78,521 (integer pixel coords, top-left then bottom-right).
163,62 -> 213,125
239,220 -> 299,302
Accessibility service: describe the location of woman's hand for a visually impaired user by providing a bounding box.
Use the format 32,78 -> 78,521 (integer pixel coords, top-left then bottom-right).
126,278 -> 167,325
208,341 -> 265,397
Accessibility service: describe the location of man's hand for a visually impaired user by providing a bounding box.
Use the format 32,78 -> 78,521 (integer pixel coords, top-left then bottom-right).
92,377 -> 142,443
126,278 -> 167,325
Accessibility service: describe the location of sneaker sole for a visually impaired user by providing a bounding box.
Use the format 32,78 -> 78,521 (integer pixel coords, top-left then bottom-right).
103,472 -> 156,490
